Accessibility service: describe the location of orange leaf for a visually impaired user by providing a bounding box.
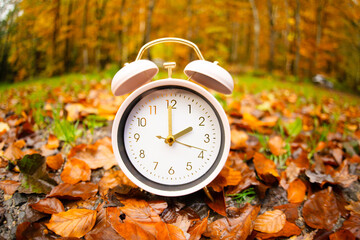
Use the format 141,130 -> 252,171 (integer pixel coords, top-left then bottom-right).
231,129 -> 248,149
254,210 -> 286,233
119,198 -> 161,223
341,213 -> 360,238
45,134 -> 59,150
255,221 -> 301,239
207,166 -> 242,192
4,142 -> 24,161
0,180 -> 20,195
287,179 -> 306,203
61,158 -> 91,184
155,222 -> 186,240
45,209 -> 96,238
274,203 -> 300,223
29,197 -> 64,214
47,182 -> 98,200
46,153 -> 64,170
268,136 -> 286,156
329,229 -> 355,240
188,216 -> 208,240
98,169 -> 137,196
205,189 -> 226,216
253,152 -> 279,184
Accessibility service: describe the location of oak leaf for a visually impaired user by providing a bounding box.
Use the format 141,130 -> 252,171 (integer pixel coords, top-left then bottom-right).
47,182 -> 98,200
29,197 -> 64,214
0,180 -> 20,195
46,209 -> 96,238
46,153 -> 64,170
61,158 -> 91,184
254,210 -> 286,233
253,152 -> 279,184
287,179 -> 306,203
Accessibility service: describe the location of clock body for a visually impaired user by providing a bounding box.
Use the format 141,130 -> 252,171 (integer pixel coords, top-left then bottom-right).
112,79 -> 230,196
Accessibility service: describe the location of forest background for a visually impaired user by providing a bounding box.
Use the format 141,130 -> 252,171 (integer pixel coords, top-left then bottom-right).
0,0 -> 360,93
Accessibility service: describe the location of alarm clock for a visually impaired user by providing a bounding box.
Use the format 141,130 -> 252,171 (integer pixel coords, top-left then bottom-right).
111,38 -> 233,197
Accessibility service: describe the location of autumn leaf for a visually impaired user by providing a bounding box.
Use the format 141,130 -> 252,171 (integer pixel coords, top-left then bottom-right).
227,161 -> 259,194
254,210 -> 286,233
341,213 -> 360,238
255,221 -> 301,239
208,165 -> 242,192
61,158 -> 91,184
329,229 -> 355,240
274,203 -> 300,223
332,160 -> 358,188
98,169 -> 137,196
46,153 -> 64,170
45,134 -> 59,150
3,140 -> 25,161
188,215 -> 208,240
253,152 -> 279,184
155,222 -> 186,240
0,180 -> 20,195
287,178 -> 306,203
205,189 -> 226,216
268,136 -> 286,156
119,198 -> 162,223
149,200 -> 168,215
231,129 -> 248,149
46,208 -> 97,238
47,182 -> 98,200
29,197 -> 64,214
302,187 -> 340,230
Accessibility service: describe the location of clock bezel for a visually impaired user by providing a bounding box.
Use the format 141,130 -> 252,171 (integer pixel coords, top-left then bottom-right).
112,79 -> 230,197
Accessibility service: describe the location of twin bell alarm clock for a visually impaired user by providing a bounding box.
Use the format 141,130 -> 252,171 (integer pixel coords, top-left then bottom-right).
111,37 -> 233,197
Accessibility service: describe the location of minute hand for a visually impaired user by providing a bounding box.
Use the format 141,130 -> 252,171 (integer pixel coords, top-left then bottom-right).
173,127 -> 193,140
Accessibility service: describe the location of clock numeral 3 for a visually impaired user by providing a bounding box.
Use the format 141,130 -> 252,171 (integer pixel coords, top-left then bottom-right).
137,117 -> 146,127
199,117 -> 205,126
139,149 -> 145,158
166,99 -> 177,109
198,151 -> 204,159
204,134 -> 210,143
168,167 -> 175,175
149,105 -> 156,115
134,133 -> 140,142
186,162 -> 192,171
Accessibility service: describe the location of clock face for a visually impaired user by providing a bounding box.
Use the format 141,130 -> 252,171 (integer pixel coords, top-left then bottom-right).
113,80 -> 229,196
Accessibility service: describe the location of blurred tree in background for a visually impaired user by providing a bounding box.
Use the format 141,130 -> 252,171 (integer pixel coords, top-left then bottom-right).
0,0 -> 359,92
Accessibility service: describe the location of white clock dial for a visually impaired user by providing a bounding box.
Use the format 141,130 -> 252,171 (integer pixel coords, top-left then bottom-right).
123,87 -> 222,185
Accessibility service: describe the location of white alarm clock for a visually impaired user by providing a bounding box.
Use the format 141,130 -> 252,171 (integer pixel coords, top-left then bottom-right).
111,38 -> 233,197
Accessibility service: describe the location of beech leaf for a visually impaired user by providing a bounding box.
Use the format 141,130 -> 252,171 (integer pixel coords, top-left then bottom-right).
188,216 -> 208,240
0,180 -> 20,195
29,197 -> 64,214
47,182 -> 98,200
119,198 -> 162,223
255,221 -> 301,239
46,153 -> 64,170
61,158 -> 91,184
287,179 -> 306,203
253,152 -> 279,184
254,210 -> 286,233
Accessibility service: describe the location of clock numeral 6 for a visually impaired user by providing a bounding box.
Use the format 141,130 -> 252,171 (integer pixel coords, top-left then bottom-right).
168,167 -> 175,175
204,134 -> 210,143
198,151 -> 204,159
199,117 -> 205,126
166,99 -> 177,109
137,117 -> 146,127
134,133 -> 140,142
186,162 -> 192,171
139,149 -> 145,158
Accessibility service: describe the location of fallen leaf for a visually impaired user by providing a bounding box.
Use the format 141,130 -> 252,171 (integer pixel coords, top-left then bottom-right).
255,220 -> 301,239
46,153 -> 64,170
29,197 -> 64,214
345,200 -> 360,214
207,165 -> 242,192
205,189 -> 226,216
0,122 -> 10,134
274,203 -> 300,223
0,180 -> 20,195
253,152 -> 279,184
61,158 -> 91,184
3,141 -> 24,161
188,215 -> 208,240
329,229 -> 355,240
119,198 -> 161,223
231,129 -> 248,149
227,161 -> 259,194
98,169 -> 137,196
332,160 -> 358,188
47,182 -> 98,200
287,179 -> 306,203
254,210 -> 286,233
341,213 -> 360,238
268,136 -> 286,156
149,200 -> 168,215
16,222 -> 57,240
155,221 -> 186,240
46,208 -> 97,238
45,134 -> 59,150
17,154 -> 57,194
302,187 -> 340,230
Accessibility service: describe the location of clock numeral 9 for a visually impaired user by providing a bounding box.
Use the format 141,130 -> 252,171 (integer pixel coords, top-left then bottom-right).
186,162 -> 192,171
166,99 -> 177,109
199,116 -> 205,126
149,105 -> 156,115
168,167 -> 175,175
137,117 -> 146,127
204,134 -> 210,143
134,133 -> 140,142
139,149 -> 145,158
198,151 -> 204,159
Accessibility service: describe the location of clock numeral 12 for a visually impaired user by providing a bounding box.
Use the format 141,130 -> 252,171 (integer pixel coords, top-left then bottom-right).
166,99 -> 177,109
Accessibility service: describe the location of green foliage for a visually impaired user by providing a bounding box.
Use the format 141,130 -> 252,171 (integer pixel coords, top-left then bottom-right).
227,188 -> 256,205
84,115 -> 108,134
285,118 -> 303,138
51,109 -> 82,146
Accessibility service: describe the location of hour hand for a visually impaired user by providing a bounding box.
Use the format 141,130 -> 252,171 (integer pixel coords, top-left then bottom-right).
173,127 -> 193,140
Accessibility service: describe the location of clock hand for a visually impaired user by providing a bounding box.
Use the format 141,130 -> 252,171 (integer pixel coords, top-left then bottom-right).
156,136 -> 206,151
165,105 -> 175,146
173,127 -> 193,140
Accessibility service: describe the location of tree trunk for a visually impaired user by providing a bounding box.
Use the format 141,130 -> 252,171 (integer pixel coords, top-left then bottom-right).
294,0 -> 301,77
82,0 -> 89,72
267,0 -> 275,73
142,0 -> 156,59
64,0 -> 73,73
312,0 -> 327,77
185,0 -> 194,61
51,0 -> 61,75
117,0 -> 126,66
249,0 -> 260,71
283,0 -> 290,76
95,0 -> 108,70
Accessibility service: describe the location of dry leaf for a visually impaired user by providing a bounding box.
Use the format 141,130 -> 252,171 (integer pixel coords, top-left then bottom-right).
188,216 -> 208,240
3,141 -> 24,161
119,198 -> 161,223
208,166 -> 242,192
61,158 -> 91,184
205,189 -> 226,216
341,213 -> 360,238
329,229 -> 355,240
287,179 -> 306,203
47,182 -> 98,200
231,129 -> 248,149
268,136 -> 286,156
46,153 -> 64,170
46,208 -> 96,238
45,134 -> 59,150
254,210 -> 286,233
255,221 -> 301,239
98,169 -> 137,196
149,200 -> 168,215
274,203 -> 300,223
0,180 -> 20,195
29,197 -> 64,214
253,152 -> 279,184
155,222 -> 186,240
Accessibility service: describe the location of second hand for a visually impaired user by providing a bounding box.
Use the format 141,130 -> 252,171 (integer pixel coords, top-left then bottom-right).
156,136 -> 207,151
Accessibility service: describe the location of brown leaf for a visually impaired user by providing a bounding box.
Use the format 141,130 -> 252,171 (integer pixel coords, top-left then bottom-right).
188,216 -> 208,240
302,187 -> 340,230
332,160 -> 358,188
227,161 -> 259,194
204,203 -> 260,239
254,210 -> 286,233
0,180 -> 20,195
119,198 -> 161,223
47,182 -> 98,200
45,134 -> 59,150
231,129 -> 248,149
149,200 -> 168,215
255,221 -> 301,239
29,197 -> 64,214
3,141 -> 24,161
253,152 -> 279,184
46,208 -> 97,238
67,137 -> 117,170
268,136 -> 286,156
205,189 -> 226,216
155,222 -> 186,240
16,222 -> 57,240
61,158 -> 91,184
341,213 -> 360,238
46,153 -> 64,170
99,169 -> 137,196
274,203 -> 300,223
329,229 -> 355,240
287,179 -> 306,203
207,166 -> 242,192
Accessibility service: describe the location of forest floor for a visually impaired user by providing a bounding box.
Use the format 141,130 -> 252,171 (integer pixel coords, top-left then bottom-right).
0,73 -> 359,239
